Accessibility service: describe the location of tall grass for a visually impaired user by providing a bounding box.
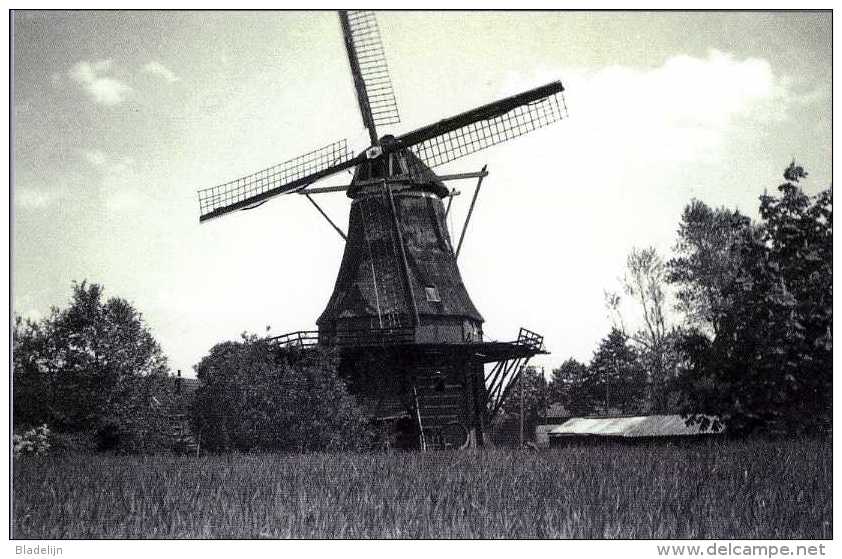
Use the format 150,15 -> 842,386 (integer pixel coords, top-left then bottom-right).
13,437 -> 831,539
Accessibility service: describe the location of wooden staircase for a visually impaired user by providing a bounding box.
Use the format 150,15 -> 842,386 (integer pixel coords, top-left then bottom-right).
414,373 -> 470,449
418,391 -> 463,429
165,373 -> 200,455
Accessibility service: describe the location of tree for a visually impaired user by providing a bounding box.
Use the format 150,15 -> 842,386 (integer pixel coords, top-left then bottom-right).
753,165 -> 831,430
548,358 -> 589,412
759,163 -> 832,358
490,366 -> 548,445
679,164 -> 832,434
606,247 -> 679,409
13,282 -> 171,444
603,290 -> 626,334
190,334 -> 373,452
547,332 -> 646,417
623,247 -> 673,404
667,200 -> 752,336
13,315 -> 53,428
588,328 -> 647,414
548,358 -> 607,416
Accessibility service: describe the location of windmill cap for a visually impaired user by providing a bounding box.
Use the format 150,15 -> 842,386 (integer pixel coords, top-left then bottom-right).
348,143 -> 449,198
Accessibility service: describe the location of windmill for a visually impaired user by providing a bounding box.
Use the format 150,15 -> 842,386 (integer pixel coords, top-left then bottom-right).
197,11 -> 567,448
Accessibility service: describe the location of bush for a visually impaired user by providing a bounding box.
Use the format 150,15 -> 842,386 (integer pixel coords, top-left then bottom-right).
191,335 -> 373,452
94,421 -> 156,454
13,424 -> 51,457
49,430 -> 98,455
93,373 -> 178,454
93,418 -> 173,455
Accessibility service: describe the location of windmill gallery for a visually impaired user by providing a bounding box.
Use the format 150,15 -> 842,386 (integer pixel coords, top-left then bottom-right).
196,11 -> 568,449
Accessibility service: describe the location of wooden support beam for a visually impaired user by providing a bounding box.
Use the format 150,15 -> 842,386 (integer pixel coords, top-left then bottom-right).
445,188 -> 457,218
489,357 -> 521,406
487,358 -> 514,397
297,170 -> 487,195
413,383 -> 427,452
296,184 -> 352,195
304,194 -> 347,241
384,181 -> 420,327
493,359 -> 536,418
485,360 -> 504,384
437,171 -> 489,181
456,164 -> 488,259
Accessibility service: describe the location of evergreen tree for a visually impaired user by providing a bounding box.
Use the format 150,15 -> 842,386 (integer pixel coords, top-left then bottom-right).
490,366 -> 548,445
548,358 -> 589,413
588,328 -> 647,414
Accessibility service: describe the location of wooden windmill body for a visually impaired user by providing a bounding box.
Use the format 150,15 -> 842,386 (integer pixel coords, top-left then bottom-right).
197,11 -> 566,448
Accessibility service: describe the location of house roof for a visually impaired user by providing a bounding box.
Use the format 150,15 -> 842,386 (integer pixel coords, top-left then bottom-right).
175,376 -> 200,397
542,403 -> 571,418
548,414 -> 723,438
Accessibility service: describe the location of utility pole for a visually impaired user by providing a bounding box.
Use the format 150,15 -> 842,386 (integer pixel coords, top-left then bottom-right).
519,367 -> 525,447
542,366 -> 547,420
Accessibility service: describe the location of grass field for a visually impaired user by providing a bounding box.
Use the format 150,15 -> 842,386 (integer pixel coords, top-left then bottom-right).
13,437 -> 831,539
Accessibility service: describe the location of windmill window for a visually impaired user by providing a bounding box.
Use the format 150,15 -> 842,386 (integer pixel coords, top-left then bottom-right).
425,286 -> 441,302
433,371 -> 446,392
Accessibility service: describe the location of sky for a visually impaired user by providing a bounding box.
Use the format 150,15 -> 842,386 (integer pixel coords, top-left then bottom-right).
12,10 -> 832,377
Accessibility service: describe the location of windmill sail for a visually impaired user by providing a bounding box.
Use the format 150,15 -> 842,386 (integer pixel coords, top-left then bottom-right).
339,10 -> 400,144
197,139 -> 357,222
400,81 -> 566,169
196,83 -> 566,222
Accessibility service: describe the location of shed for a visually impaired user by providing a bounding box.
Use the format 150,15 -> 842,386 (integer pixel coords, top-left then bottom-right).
543,414 -> 723,446
535,424 -> 558,448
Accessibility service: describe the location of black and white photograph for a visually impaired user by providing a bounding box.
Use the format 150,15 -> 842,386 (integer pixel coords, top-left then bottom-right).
9,7 -> 833,546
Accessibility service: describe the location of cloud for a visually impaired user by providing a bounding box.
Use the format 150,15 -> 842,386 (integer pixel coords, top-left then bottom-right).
16,188 -> 56,209
14,293 -> 46,322
551,50 -> 794,163
476,50 -> 816,362
74,148 -> 146,211
635,50 -> 781,123
81,151 -> 147,212
68,60 -> 132,106
14,178 -> 78,210
142,61 -> 180,83
83,149 -> 107,167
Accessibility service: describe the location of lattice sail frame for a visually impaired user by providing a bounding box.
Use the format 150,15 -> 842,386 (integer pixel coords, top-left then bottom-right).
344,10 -> 400,127
197,140 -> 354,219
410,91 -> 567,169
196,81 -> 566,221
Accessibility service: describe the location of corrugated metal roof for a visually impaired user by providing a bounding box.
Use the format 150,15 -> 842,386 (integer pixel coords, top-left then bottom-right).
548,415 -> 722,438
535,424 -> 558,434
